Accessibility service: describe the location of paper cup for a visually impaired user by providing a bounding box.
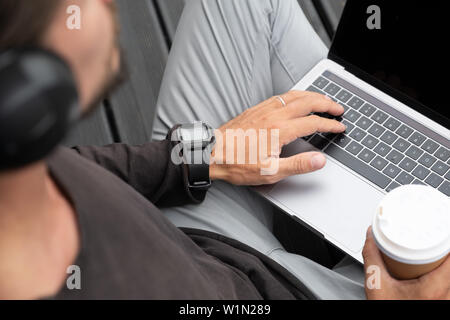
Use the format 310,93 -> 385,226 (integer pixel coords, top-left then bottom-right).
372,185 -> 450,280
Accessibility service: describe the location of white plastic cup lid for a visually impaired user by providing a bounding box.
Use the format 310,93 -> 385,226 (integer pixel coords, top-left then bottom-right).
372,185 -> 450,265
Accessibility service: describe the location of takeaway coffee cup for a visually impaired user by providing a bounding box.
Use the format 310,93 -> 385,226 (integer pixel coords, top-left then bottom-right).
372,185 -> 450,280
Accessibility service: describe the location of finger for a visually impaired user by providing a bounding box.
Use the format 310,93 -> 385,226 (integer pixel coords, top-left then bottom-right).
260,90 -> 310,109
283,94 -> 345,119
279,90 -> 311,104
278,152 -> 327,176
362,227 -> 391,278
259,89 -> 328,110
281,115 -> 346,144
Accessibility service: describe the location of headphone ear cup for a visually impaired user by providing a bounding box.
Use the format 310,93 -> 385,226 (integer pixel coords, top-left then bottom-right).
0,49 -> 80,170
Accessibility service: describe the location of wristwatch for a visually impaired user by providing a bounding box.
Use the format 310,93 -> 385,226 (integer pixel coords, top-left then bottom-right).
175,121 -> 216,192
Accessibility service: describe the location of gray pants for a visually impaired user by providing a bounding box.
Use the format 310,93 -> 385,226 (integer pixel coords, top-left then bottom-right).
153,0 -> 365,300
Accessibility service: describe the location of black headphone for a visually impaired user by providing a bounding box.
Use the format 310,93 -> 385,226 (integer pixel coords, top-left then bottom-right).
0,48 -> 80,170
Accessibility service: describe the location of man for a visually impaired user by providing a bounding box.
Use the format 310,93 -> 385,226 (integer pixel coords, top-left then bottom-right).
0,0 -> 448,300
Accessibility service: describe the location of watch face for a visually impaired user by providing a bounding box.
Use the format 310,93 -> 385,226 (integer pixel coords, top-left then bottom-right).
179,123 -> 212,144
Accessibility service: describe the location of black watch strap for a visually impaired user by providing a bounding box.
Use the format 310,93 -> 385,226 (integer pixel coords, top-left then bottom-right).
187,164 -> 210,189
184,146 -> 212,192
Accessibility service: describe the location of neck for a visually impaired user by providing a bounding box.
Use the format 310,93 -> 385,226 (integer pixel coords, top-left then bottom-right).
0,162 -> 50,221
0,162 -> 80,299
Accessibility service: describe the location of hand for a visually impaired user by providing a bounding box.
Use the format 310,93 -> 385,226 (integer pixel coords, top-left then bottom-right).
209,90 -> 346,186
363,227 -> 450,300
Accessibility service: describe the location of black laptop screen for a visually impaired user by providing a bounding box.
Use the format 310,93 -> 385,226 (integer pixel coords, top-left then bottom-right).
329,0 -> 449,128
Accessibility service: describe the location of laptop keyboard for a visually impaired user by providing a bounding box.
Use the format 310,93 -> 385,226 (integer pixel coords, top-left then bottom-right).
304,72 -> 450,197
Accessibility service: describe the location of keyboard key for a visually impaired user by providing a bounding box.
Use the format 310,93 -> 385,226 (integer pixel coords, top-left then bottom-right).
412,179 -> 426,186
435,147 -> 450,162
392,138 -> 411,153
421,139 -> 440,154
335,90 -> 352,103
412,165 -> 431,180
438,181 -> 450,196
341,104 -> 350,113
347,96 -> 364,110
371,110 -> 389,124
405,145 -> 424,160
355,117 -> 373,131
320,130 -> 334,139
409,132 -> 426,146
383,164 -> 401,179
418,153 -> 437,168
313,77 -> 329,89
324,83 -> 341,96
399,158 -> 417,173
359,103 -> 376,117
374,142 -> 392,157
384,118 -> 401,132
431,161 -> 449,176
371,156 -> 389,171
333,134 -> 352,148
396,125 -> 414,139
349,128 -> 367,142
309,135 -> 329,150
342,120 -> 355,133
386,150 -> 404,164
396,172 -> 414,185
344,110 -> 362,123
346,141 -> 364,155
380,131 -> 399,145
425,173 -> 444,188
361,135 -> 379,149
322,132 -> 338,141
307,86 -> 324,95
368,123 -> 386,138
358,149 -> 376,163
386,181 -> 401,193
325,144 -> 391,189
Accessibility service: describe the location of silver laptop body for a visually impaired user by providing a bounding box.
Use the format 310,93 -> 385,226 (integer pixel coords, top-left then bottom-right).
257,1 -> 450,263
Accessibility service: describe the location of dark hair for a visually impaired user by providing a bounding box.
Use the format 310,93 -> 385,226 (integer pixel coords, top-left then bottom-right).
0,0 -> 61,49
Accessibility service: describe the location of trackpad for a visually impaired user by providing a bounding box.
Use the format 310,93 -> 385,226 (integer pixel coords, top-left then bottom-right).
267,142 -> 384,253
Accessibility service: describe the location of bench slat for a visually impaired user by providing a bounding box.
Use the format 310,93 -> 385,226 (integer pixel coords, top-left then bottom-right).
299,0 -> 332,46
64,105 -> 113,147
107,0 -> 169,144
313,0 -> 346,39
155,0 -> 185,42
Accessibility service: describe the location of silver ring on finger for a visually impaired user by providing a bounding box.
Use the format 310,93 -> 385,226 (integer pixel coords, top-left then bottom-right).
275,95 -> 287,107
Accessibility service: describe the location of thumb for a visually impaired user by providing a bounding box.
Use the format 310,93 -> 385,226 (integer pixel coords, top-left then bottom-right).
279,152 -> 327,177
363,227 -> 392,283
363,227 -> 394,299
362,227 -> 389,274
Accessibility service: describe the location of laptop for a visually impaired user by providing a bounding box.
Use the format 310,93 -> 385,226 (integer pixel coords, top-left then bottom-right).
257,0 -> 450,263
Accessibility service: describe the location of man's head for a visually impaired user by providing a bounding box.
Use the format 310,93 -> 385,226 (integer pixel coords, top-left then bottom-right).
0,0 -> 122,113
